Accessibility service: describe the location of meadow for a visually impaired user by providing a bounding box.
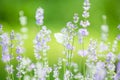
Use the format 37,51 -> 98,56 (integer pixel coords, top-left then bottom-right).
0,0 -> 120,80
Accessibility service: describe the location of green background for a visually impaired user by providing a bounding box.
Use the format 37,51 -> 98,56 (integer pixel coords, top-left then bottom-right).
0,0 -> 120,79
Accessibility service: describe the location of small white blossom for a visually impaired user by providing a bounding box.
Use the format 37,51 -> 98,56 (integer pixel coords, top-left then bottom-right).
80,20 -> 90,27
64,70 -> 73,80
78,28 -> 89,36
35,7 -> 44,26
5,65 -> 14,74
82,11 -> 89,18
78,50 -> 88,57
73,13 -> 79,23
83,0 -> 90,11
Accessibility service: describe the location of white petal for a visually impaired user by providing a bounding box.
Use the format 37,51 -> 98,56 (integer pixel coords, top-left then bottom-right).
54,33 -> 64,44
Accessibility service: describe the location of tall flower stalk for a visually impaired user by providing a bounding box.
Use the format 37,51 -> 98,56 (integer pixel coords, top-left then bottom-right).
35,7 -> 44,30
86,39 -> 97,79
33,26 -> 51,66
0,25 -> 14,80
54,15 -> 78,79
33,7 -> 52,80
78,0 -> 90,77
33,26 -> 52,80
9,30 -> 15,80
15,33 -> 25,80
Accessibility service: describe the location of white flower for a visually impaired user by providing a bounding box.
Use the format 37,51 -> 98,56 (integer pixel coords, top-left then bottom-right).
83,0 -> 90,11
78,50 -> 88,57
107,63 -> 115,71
99,42 -> 108,52
5,65 -> 14,74
94,61 -> 106,80
2,54 -> 11,62
66,22 -> 76,29
53,67 -> 59,80
73,13 -> 79,23
106,52 -> 116,63
80,20 -> 90,27
82,11 -> 89,18
16,46 -> 24,54
64,70 -> 73,80
78,28 -> 89,36
35,7 -> 44,26
0,33 -> 10,45
67,22 -> 73,27
96,61 -> 105,69
21,57 -> 31,67
34,62 -> 51,79
34,53 -> 41,60
33,26 -> 51,55
36,7 -> 44,15
65,43 -> 74,50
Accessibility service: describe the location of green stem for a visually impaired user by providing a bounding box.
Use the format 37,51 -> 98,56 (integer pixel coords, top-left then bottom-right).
67,50 -> 70,70
82,37 -> 86,77
7,69 -> 10,80
83,57 -> 86,77
11,74 -> 14,80
19,78 -> 21,80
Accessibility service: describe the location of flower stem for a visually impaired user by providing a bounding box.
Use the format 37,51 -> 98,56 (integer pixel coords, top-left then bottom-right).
82,37 -> 86,77
10,39 -> 15,80
11,74 -> 14,80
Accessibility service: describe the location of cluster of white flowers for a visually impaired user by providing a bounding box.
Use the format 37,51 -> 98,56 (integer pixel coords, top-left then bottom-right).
33,62 -> 52,80
35,7 -> 44,26
16,57 -> 32,78
53,66 -> 60,80
78,0 -> 90,44
0,28 -> 15,80
33,26 -> 51,67
15,33 -> 25,61
33,8 -> 52,80
80,0 -> 90,28
54,18 -> 78,71
93,61 -> 106,80
64,70 -> 73,80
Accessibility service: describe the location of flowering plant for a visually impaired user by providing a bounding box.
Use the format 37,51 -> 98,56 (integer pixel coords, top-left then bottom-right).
0,0 -> 120,80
